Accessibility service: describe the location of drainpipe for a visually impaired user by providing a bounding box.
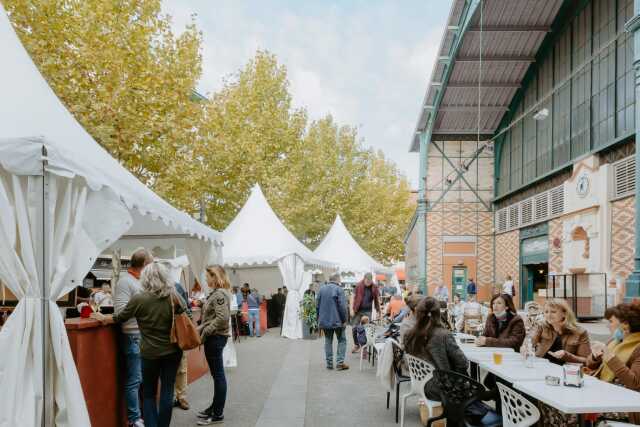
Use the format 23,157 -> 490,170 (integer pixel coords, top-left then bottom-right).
417,132 -> 429,295
624,8 -> 640,301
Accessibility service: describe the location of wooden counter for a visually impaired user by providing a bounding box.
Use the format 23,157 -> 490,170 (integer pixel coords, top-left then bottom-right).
66,317 -> 210,427
66,318 -> 125,427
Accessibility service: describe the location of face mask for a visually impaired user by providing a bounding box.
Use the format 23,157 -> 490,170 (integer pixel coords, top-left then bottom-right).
614,327 -> 624,342
494,310 -> 507,319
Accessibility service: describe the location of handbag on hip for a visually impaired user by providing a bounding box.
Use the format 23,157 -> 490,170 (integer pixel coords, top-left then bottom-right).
170,295 -> 201,350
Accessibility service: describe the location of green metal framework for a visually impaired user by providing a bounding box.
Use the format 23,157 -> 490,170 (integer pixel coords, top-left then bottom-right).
495,0 -> 636,200
415,0 -> 480,294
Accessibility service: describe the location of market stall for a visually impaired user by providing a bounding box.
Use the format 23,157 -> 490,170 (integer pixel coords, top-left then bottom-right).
0,6 -> 223,427
223,184 -> 335,339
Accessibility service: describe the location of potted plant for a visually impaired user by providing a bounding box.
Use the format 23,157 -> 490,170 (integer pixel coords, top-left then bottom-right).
299,293 -> 318,339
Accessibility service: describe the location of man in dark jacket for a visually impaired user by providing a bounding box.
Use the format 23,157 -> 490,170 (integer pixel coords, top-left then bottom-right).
351,273 -> 380,353
466,278 -> 477,300
316,273 -> 349,371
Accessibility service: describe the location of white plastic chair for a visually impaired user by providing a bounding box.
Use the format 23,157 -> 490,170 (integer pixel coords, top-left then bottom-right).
497,383 -> 540,427
359,324 -> 378,371
400,354 -> 441,427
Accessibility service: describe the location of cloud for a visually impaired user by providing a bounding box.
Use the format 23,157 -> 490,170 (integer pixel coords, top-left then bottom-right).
162,1 -> 451,187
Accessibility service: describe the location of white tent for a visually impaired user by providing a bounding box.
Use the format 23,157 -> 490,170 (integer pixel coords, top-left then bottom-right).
0,6 -> 223,426
313,214 -> 386,278
223,184 -> 334,339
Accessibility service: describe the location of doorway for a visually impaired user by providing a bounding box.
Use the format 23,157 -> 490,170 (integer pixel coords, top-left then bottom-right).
452,266 -> 468,299
522,263 -> 548,305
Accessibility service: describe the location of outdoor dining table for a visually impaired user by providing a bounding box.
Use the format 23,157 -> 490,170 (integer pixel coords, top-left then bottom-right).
458,343 -> 515,353
513,375 -> 640,426
477,358 -> 557,383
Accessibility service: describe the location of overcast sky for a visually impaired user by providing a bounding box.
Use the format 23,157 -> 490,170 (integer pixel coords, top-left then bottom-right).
162,1 -> 452,187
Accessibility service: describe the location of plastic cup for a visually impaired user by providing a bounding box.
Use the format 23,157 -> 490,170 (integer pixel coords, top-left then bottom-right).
493,352 -> 503,365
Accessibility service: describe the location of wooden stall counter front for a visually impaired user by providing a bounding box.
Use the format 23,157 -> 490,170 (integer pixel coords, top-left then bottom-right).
66,317 -> 209,427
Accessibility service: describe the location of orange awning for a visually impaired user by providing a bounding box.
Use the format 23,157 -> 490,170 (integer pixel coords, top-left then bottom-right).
396,269 -> 406,281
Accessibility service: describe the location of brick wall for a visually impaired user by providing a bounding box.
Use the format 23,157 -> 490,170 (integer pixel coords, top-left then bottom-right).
549,218 -> 564,274
495,230 -> 520,298
611,196 -> 635,289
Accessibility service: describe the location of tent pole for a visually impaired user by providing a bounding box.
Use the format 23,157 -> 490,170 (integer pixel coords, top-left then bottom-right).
40,148 -> 53,427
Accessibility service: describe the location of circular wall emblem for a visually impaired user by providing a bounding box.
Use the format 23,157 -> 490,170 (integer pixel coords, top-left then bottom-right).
576,175 -> 590,198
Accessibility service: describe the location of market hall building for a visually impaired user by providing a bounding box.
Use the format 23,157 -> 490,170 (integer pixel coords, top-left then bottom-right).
404,0 -> 640,314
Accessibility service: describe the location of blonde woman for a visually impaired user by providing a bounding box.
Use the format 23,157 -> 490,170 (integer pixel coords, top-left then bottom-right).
196,266 -> 232,425
524,298 -> 590,365
524,299 -> 591,426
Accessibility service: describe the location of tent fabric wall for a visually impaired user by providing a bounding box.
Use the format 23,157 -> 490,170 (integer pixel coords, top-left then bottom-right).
0,173 -> 131,427
279,254 -> 306,339
185,238 -> 214,286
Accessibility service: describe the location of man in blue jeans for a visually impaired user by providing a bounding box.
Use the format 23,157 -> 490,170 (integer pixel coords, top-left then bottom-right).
316,273 -> 349,370
114,248 -> 153,427
247,288 -> 262,337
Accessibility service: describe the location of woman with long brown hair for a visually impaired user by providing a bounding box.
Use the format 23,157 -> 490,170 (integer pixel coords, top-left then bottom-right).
404,296 -> 468,401
476,293 -> 525,351
196,266 -> 232,425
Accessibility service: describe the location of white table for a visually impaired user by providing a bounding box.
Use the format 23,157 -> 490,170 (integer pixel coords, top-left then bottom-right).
513,376 -> 640,414
478,358 -> 558,383
464,351 -> 523,364
458,343 -> 515,353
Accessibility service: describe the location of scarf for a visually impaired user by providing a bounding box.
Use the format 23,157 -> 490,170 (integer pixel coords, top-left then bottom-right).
594,332 -> 640,383
127,268 -> 141,280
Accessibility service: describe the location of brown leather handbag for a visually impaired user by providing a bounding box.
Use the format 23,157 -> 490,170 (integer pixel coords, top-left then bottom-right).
170,295 -> 201,350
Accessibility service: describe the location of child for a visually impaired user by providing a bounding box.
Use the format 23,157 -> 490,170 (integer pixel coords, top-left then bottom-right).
355,316 -> 370,358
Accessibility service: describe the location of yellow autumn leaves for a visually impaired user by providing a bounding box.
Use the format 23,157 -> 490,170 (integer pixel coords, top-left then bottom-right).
5,0 -> 414,263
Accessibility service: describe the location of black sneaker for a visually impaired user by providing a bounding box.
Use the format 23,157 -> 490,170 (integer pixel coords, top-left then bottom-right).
197,415 -> 224,425
197,410 -> 212,419
326,365 -> 334,370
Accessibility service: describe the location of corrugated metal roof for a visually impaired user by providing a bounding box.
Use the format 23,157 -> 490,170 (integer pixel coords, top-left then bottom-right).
410,0 -> 564,152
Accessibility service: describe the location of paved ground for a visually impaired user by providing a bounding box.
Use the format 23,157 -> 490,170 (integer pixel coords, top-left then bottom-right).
173,328 -> 419,427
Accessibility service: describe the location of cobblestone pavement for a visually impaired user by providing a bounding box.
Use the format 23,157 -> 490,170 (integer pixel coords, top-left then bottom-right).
172,328 -> 418,427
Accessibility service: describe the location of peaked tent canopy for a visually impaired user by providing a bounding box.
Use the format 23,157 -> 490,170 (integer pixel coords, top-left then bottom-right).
314,215 -> 386,275
223,184 -> 334,339
0,6 -> 222,426
223,184 -> 332,268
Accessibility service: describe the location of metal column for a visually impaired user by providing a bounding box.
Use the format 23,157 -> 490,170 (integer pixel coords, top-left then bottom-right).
34,169 -> 52,426
624,8 -> 640,301
417,132 -> 428,295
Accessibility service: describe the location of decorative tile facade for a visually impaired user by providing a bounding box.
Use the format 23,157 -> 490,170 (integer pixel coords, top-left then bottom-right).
477,235 -> 494,287
426,234 -> 442,286
548,218 -> 564,274
495,230 -> 519,289
611,196 -> 635,282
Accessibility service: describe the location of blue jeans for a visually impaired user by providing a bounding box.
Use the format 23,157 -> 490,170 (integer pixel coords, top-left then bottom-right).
248,309 -> 260,336
141,351 -> 182,427
122,333 -> 142,422
204,335 -> 228,417
323,327 -> 347,367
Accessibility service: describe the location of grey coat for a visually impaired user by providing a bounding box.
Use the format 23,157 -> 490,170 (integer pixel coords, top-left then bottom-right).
409,327 -> 469,400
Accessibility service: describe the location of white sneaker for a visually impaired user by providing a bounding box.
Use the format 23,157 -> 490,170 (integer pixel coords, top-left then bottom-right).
134,420 -> 145,427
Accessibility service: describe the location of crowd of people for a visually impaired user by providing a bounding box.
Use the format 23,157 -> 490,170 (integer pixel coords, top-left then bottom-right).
315,274 -> 640,426
93,248 -> 235,427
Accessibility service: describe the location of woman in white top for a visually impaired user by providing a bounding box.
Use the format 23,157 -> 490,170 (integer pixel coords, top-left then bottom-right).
502,275 -> 515,297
